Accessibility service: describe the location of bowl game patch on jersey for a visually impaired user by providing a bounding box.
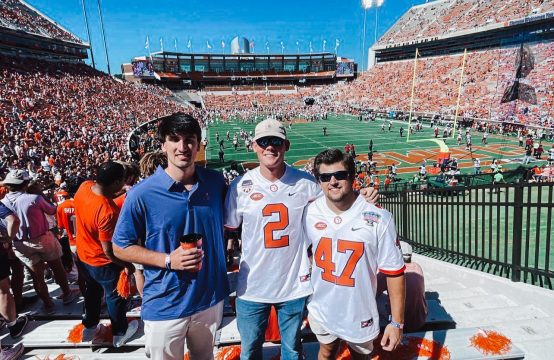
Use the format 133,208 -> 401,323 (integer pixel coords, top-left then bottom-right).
362,211 -> 381,226
241,180 -> 253,193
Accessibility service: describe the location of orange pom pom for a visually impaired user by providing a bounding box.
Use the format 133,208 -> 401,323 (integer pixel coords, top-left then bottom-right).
265,306 -> 281,342
215,345 -> 241,360
116,271 -> 134,299
66,323 -> 84,344
470,329 -> 512,356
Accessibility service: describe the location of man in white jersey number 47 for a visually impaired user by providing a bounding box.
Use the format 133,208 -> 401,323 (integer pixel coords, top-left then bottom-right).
225,119 -> 378,360
305,148 -> 406,359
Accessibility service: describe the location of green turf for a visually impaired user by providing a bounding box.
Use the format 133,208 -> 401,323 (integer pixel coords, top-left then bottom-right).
205,114 -> 553,178
206,114 -> 553,287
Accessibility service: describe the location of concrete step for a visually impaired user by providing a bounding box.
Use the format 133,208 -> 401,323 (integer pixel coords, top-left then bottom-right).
426,281 -> 466,293
493,317 -> 554,342
432,286 -> 489,300
439,294 -> 518,313
453,304 -> 550,328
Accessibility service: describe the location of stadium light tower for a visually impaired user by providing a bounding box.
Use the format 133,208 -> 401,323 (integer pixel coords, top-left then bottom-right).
96,0 -> 111,75
375,0 -> 384,44
80,0 -> 96,69
361,0 -> 373,72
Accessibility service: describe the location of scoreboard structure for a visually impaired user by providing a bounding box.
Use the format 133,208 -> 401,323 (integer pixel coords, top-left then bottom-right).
123,51 -> 357,89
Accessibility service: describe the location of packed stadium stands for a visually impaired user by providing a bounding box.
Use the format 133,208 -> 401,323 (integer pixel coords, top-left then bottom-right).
0,55 -> 192,180
0,0 -> 82,43
378,0 -> 554,46
330,41 -> 554,126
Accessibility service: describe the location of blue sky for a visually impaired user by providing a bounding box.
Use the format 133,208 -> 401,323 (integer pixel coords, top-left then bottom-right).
27,0 -> 425,74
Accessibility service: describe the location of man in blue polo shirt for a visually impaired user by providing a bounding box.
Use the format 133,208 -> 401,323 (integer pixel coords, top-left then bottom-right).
113,113 -> 229,360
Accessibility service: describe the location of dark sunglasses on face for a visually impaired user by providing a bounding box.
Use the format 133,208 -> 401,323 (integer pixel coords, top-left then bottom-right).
256,137 -> 285,148
318,170 -> 350,182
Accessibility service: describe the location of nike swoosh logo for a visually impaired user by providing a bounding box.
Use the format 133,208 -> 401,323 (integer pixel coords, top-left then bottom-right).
288,193 -> 296,196
351,227 -> 363,231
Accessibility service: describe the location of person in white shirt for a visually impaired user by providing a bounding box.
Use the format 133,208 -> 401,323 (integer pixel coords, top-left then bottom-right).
225,119 -> 378,360
304,148 -> 405,359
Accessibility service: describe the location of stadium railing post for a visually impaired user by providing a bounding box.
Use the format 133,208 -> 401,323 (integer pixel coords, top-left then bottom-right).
511,183 -> 524,283
401,190 -> 409,243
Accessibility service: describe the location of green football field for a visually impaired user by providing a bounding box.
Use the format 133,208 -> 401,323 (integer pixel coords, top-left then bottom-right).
204,113 -> 552,179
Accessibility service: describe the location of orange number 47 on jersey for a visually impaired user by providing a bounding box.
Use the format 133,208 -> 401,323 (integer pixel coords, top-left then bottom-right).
314,237 -> 364,287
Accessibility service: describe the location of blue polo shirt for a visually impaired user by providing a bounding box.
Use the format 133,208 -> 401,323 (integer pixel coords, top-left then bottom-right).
113,166 -> 230,321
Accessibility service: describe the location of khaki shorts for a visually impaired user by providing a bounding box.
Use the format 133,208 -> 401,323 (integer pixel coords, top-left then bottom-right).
144,301 -> 223,360
308,313 -> 374,355
13,231 -> 62,267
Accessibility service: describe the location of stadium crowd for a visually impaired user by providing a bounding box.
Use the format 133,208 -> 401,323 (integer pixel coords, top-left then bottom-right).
0,0 -> 81,43
0,55 -> 191,184
378,0 -> 554,46
327,42 -> 554,127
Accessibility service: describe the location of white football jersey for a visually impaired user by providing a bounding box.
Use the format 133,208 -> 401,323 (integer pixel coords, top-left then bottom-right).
305,195 -> 405,343
225,166 -> 321,302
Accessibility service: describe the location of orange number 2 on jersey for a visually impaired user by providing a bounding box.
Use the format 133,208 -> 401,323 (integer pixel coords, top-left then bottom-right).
314,237 -> 364,287
262,203 -> 289,248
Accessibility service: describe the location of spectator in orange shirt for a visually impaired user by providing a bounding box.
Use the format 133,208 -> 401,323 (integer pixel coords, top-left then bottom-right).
73,162 -> 138,347
56,190 -> 85,295
384,175 -> 392,190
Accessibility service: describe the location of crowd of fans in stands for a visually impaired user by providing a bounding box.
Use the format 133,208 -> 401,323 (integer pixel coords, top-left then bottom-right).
0,55 -> 190,185
379,0 -> 554,46
329,42 -> 554,127
0,0 -> 81,43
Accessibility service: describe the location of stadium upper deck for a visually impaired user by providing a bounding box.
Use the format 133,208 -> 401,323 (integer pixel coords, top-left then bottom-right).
0,0 -> 87,59
124,52 -> 357,89
376,0 -> 554,48
372,0 -> 554,63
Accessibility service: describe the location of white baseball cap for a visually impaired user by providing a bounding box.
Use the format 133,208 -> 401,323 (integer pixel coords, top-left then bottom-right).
253,118 -> 287,141
2,169 -> 31,185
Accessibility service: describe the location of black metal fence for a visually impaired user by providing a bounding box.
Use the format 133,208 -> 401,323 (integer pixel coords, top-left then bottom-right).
380,182 -> 554,289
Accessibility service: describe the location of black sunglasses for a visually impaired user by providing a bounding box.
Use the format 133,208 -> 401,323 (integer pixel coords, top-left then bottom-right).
318,171 -> 349,182
256,137 -> 285,148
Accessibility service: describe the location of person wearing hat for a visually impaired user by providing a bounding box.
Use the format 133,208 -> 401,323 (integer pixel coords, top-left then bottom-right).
225,118 -> 379,360
377,241 -> 428,333
1,170 -> 77,314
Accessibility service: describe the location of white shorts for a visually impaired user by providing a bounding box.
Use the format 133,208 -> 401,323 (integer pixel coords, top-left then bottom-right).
144,301 -> 223,360
308,313 -> 374,355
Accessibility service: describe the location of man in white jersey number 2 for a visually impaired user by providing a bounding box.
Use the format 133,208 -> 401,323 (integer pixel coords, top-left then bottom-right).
305,148 -> 405,359
225,119 -> 379,360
